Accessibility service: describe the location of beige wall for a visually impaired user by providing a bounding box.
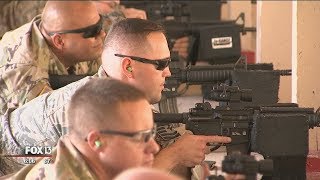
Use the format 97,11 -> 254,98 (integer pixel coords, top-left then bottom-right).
222,1 -> 320,150
297,2 -> 320,109
257,1 -> 320,150
297,1 -> 320,151
222,1 -> 294,102
258,1 -> 292,102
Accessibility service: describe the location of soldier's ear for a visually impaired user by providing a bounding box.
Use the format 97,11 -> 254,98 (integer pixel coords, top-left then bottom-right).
121,57 -> 134,79
86,131 -> 105,151
51,34 -> 65,50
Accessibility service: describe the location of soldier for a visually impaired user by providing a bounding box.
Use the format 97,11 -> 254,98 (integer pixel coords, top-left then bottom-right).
0,1 -> 105,115
0,18 -> 231,177
0,0 -> 151,115
4,78 -> 159,179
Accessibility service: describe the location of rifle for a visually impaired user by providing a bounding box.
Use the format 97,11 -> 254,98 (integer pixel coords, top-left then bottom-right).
164,59 -> 291,108
206,85 -> 253,103
154,102 -> 320,179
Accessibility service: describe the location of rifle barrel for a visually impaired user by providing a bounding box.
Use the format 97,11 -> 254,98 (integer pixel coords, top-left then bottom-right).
153,113 -> 186,123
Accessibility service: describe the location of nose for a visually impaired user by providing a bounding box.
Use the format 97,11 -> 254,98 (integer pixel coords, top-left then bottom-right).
146,138 -> 160,154
162,66 -> 171,77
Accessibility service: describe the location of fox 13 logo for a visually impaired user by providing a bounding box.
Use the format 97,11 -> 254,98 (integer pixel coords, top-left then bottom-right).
24,146 -> 52,156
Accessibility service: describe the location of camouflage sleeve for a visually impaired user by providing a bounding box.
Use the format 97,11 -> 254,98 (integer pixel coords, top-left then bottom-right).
152,107 -> 183,148
0,108 -> 27,174
0,76 -> 94,175
0,23 -> 53,115
75,58 -> 101,75
0,63 -> 52,115
8,137 -> 98,179
0,103 -> 59,175
155,123 -> 182,148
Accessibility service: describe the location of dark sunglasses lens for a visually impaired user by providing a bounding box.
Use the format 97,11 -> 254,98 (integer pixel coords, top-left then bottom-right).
156,60 -> 170,70
82,22 -> 102,38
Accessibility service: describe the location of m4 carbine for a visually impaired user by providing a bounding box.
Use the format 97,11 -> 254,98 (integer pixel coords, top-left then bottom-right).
154,102 -> 320,180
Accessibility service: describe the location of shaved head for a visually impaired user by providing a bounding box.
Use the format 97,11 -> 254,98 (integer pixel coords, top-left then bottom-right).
42,1 -> 99,32
103,18 -> 165,56
40,1 -> 105,68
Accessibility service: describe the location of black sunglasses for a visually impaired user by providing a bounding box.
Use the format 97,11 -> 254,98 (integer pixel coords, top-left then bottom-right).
99,125 -> 157,143
114,54 -> 171,71
47,14 -> 103,38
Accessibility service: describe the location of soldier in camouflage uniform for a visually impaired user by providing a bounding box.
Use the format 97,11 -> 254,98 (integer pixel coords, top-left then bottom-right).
0,18 -> 231,178
0,1 -> 151,115
4,78 -> 159,179
0,1 -> 106,115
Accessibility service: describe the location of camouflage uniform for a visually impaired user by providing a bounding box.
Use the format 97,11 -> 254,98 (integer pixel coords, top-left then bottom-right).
0,1 -> 47,39
0,67 -> 184,176
0,71 -> 101,175
5,136 -> 99,180
156,122 -> 190,178
0,15 -> 100,115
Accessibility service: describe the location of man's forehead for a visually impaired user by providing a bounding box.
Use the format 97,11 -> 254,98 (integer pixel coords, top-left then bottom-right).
50,2 -> 99,30
67,8 -> 100,28
144,32 -> 170,57
115,101 -> 153,129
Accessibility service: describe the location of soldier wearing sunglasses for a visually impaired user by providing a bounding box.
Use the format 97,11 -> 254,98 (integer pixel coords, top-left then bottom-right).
0,1 -> 106,115
102,18 -> 231,179
1,18 -> 231,178
6,78 -> 159,179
